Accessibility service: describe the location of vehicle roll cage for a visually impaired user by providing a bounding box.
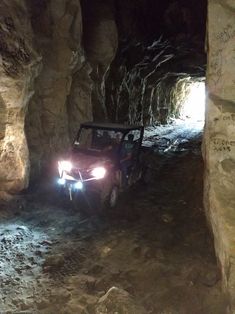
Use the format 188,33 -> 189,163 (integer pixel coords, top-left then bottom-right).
75,122 -> 144,158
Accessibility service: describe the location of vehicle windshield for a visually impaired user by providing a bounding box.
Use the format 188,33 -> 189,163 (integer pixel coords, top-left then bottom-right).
73,127 -> 123,153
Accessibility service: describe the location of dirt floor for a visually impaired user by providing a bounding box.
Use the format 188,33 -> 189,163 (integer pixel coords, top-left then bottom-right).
0,122 -> 228,313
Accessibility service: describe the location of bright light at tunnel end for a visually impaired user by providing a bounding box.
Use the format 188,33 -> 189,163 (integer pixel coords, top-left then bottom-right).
181,82 -> 205,122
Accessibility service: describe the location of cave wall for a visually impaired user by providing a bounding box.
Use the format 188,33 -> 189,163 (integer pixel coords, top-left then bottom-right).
25,0 -> 88,180
205,0 -> 235,310
81,0 -> 118,121
0,1 -> 41,195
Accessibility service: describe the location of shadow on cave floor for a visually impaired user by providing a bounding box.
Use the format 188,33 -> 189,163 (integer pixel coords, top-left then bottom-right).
0,121 -> 228,313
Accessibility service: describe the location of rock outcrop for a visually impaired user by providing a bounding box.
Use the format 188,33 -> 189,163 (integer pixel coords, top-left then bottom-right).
26,0 -> 88,180
82,0 -> 118,121
204,0 -> 235,311
0,0 -> 40,194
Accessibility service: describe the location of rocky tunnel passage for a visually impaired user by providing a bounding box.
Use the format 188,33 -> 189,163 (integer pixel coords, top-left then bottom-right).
105,38 -> 206,125
0,0 -> 235,312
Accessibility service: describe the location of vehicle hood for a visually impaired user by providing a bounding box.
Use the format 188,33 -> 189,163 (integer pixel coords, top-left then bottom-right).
69,152 -> 111,170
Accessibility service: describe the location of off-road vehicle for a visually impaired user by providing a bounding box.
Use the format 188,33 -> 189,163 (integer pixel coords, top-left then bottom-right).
57,122 -> 146,212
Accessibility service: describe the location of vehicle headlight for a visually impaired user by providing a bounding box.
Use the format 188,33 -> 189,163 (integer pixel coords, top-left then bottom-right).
58,161 -> 73,175
91,167 -> 106,179
74,181 -> 83,190
58,178 -> 66,185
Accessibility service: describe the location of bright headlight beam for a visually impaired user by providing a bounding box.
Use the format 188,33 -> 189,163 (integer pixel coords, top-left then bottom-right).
91,167 -> 106,179
58,160 -> 72,174
74,181 -> 83,190
58,178 -> 66,185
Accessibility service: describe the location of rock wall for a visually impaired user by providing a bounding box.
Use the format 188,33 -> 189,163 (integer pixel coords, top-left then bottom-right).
25,0 -> 90,180
81,0 -> 118,121
204,0 -> 235,311
0,1 -> 41,195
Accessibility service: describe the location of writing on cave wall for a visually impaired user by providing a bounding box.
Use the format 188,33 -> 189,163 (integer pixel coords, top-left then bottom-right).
215,113 -> 235,125
212,138 -> 235,153
210,49 -> 222,86
221,114 -> 235,122
216,24 -> 235,44
210,23 -> 235,87
211,112 -> 235,153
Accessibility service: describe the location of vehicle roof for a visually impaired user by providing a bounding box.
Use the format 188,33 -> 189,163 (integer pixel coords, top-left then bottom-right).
81,121 -> 144,131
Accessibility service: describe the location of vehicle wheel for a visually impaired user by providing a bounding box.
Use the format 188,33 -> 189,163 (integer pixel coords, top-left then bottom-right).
101,185 -> 119,210
109,185 -> 119,208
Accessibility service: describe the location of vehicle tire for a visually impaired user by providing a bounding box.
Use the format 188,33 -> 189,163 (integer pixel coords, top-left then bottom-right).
101,185 -> 119,211
109,185 -> 119,208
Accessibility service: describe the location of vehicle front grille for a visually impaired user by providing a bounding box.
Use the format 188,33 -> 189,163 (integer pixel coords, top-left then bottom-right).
71,168 -> 91,181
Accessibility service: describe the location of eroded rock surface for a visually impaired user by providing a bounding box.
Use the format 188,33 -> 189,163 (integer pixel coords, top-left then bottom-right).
204,0 -> 235,311
26,0 -> 88,179
0,1 -> 41,194
82,0 -> 118,121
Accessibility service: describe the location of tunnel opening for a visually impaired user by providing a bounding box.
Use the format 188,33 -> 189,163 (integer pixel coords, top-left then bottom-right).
105,37 -> 206,127
179,79 -> 205,122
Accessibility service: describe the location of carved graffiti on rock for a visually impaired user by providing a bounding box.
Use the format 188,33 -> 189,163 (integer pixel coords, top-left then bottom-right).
214,113 -> 235,125
222,114 -> 235,122
212,138 -> 235,153
216,24 -> 235,44
210,24 -> 235,87
210,49 -> 223,86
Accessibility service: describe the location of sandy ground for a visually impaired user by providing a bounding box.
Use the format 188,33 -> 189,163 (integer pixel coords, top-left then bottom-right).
0,121 -> 228,313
